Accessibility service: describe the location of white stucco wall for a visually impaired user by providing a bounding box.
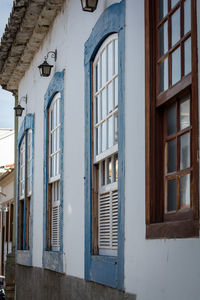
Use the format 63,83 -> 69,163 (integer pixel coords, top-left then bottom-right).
17,0 -> 200,299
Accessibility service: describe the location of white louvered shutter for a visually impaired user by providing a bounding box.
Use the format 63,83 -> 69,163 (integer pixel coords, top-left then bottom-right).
52,205 -> 60,250
98,189 -> 118,255
51,181 -> 60,251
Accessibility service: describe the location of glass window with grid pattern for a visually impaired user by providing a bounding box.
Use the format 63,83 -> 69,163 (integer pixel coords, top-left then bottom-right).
146,0 -> 198,238
18,130 -> 32,250
48,92 -> 61,251
93,34 -> 118,256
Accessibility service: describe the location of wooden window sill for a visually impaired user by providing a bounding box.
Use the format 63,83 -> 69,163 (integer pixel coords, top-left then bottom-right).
146,219 -> 199,239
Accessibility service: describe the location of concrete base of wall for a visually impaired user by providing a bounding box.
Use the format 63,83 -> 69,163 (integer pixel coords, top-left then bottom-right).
16,264 -> 136,300
5,252 -> 15,300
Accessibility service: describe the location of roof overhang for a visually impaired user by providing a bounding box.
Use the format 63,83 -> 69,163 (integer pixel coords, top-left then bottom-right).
0,0 -> 64,94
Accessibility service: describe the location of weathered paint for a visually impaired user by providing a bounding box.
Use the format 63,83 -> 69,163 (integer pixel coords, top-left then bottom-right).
43,70 -> 65,273
84,0 -> 125,289
16,113 -> 34,266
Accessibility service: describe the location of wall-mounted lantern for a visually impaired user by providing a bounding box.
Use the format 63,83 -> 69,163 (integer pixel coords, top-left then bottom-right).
38,50 -> 57,77
13,95 -> 27,117
81,0 -> 98,12
14,104 -> 24,117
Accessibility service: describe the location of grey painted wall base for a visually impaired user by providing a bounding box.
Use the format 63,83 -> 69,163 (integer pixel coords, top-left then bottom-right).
16,264 -> 137,300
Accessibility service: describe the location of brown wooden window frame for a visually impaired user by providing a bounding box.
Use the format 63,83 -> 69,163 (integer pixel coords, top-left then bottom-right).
145,0 -> 199,239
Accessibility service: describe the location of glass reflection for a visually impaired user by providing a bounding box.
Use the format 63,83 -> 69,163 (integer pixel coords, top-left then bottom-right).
167,139 -> 177,173
160,57 -> 168,92
180,96 -> 190,130
180,132 -> 190,169
167,102 -> 176,136
167,179 -> 177,211
114,77 -> 118,107
114,114 -> 118,144
180,174 -> 190,208
102,160 -> 105,186
108,42 -> 113,80
108,117 -> 113,148
96,127 -> 101,155
172,8 -> 180,46
184,38 -> 191,75
172,47 -> 181,85
160,21 -> 168,57
114,154 -> 118,182
107,157 -> 112,184
114,39 -> 118,75
108,83 -> 113,113
160,0 -> 168,20
184,0 -> 191,35
102,122 -> 107,152
171,0 -> 179,8
102,88 -> 107,119
102,49 -> 107,86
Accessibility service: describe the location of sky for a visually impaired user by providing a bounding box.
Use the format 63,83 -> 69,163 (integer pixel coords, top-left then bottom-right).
0,0 -> 15,129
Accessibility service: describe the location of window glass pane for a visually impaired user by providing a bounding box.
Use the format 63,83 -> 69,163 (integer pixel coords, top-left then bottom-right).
160,21 -> 168,57
108,117 -> 113,148
57,99 -> 60,124
171,0 -> 179,8
114,114 -> 118,144
114,77 -> 118,107
57,153 -> 60,175
96,127 -> 100,155
184,0 -> 191,35
184,38 -> 191,75
114,154 -> 118,182
102,122 -> 107,152
114,39 -> 118,75
95,61 -> 100,92
53,103 -> 56,129
167,179 -> 177,211
160,0 -> 168,20
101,49 -> 107,86
51,110 -> 53,131
160,57 -> 168,92
180,174 -> 190,208
180,95 -> 190,130
172,47 -> 181,85
167,139 -> 177,173
108,42 -> 113,80
180,132 -> 190,169
171,8 -> 180,46
96,95 -> 101,123
102,160 -> 105,186
167,102 -> 177,135
108,83 -> 113,114
102,88 -> 107,119
107,157 -> 112,184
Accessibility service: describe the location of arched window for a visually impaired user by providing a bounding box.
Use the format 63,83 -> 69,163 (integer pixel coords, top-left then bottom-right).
84,1 -> 125,289
17,114 -> 34,256
48,92 -> 61,251
93,34 -> 118,256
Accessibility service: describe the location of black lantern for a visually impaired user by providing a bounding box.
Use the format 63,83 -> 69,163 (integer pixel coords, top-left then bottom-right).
38,50 -> 57,77
81,0 -> 98,12
14,104 -> 25,117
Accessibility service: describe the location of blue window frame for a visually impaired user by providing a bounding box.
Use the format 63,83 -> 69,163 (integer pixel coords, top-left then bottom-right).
84,1 -> 125,289
16,113 -> 34,266
43,70 -> 64,273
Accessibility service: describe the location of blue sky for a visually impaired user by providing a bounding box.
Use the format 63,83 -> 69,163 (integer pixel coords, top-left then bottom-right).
0,0 -> 14,129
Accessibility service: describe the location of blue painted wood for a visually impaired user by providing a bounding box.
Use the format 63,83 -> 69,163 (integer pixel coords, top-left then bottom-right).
84,0 -> 125,290
23,133 -> 28,250
43,70 -> 65,273
16,113 -> 35,266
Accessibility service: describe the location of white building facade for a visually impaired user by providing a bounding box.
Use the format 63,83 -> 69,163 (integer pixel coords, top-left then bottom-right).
0,0 -> 200,299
